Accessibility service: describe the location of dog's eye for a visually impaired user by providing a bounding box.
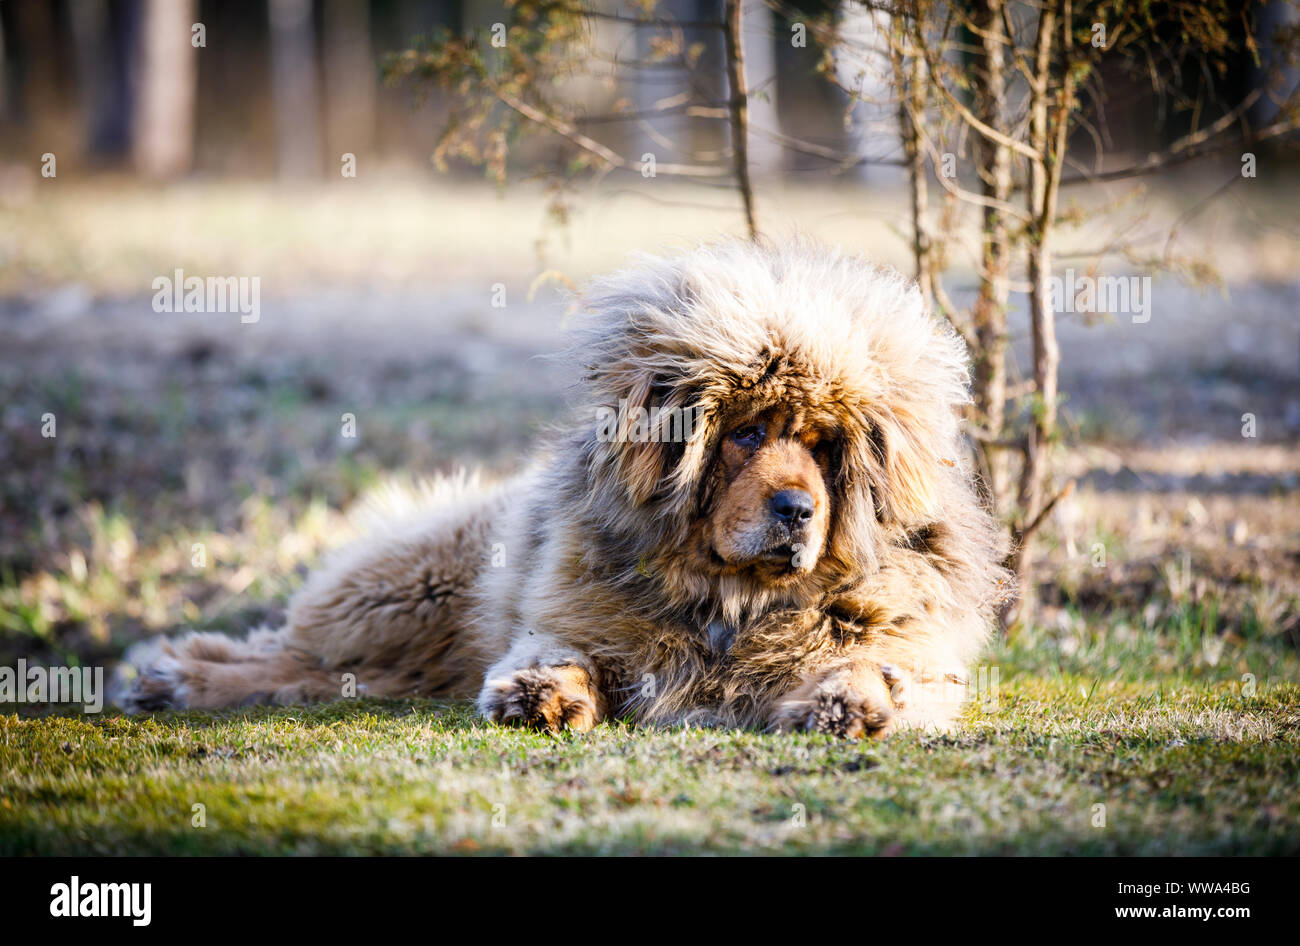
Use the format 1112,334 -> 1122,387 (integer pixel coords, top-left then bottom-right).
728,424 -> 766,450
812,437 -> 841,470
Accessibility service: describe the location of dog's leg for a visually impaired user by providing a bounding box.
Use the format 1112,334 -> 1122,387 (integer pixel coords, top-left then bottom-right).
477,634 -> 607,733
769,641 -> 972,738
114,487 -> 503,712
113,626 -> 354,711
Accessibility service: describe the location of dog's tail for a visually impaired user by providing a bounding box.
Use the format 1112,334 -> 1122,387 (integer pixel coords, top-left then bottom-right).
112,472 -> 506,712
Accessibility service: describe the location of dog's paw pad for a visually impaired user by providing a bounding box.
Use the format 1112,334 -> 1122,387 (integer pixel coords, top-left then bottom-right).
479,665 -> 599,733
772,668 -> 899,739
806,688 -> 893,739
113,653 -> 189,713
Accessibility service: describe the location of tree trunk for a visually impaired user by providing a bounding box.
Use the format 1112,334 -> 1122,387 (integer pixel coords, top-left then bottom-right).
971,0 -> 1012,509
742,0 -> 781,176
1007,0 -> 1070,631
269,0 -> 323,180
892,19 -> 931,302
323,0 -> 377,166
131,0 -> 198,178
723,0 -> 758,238
11,0 -> 73,149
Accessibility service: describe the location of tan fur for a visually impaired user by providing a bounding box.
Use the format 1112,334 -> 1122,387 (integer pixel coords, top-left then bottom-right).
114,239 -> 1011,738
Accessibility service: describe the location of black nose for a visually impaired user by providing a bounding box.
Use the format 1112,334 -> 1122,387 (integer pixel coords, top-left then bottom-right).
770,488 -> 815,525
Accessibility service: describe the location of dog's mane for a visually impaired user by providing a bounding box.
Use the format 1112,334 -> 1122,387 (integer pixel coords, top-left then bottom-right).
549,237 -> 1009,632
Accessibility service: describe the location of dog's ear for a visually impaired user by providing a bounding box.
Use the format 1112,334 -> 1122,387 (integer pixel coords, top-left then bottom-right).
591,369 -> 700,507
573,256 -> 711,507
868,408 -> 945,526
615,372 -> 665,505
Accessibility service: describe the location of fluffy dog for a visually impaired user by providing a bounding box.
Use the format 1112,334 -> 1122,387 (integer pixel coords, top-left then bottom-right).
116,239 -> 1010,738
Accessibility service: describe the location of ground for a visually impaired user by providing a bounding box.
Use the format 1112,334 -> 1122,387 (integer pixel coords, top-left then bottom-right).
1,174 -> 1298,854
3,677 -> 1297,855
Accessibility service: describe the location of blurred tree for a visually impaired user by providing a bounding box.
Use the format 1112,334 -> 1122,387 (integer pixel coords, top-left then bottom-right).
324,0 -> 378,162
968,0 -> 1012,507
133,0 -> 198,178
383,0 -> 768,235
270,0 -> 323,178
69,0 -> 132,159
7,0 -> 71,153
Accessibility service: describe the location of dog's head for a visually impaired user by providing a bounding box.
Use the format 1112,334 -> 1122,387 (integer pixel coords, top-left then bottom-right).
705,408 -> 833,582
572,239 -> 971,612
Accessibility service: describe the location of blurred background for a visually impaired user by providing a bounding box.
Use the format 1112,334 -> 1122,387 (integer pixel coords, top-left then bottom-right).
0,1 -> 1293,177
0,1 -> 1297,687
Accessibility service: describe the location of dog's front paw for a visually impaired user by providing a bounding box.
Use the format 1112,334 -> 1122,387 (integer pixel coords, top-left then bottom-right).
111,642 -> 191,713
771,664 -> 908,739
478,665 -> 602,733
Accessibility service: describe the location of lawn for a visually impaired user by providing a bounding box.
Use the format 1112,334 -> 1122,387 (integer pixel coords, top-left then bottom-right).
2,178 -> 1298,856
3,630 -> 1297,855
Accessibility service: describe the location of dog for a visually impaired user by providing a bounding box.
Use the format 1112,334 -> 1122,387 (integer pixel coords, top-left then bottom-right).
115,238 -> 1010,738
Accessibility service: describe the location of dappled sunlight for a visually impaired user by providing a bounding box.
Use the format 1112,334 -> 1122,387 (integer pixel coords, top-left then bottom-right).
0,496 -> 348,662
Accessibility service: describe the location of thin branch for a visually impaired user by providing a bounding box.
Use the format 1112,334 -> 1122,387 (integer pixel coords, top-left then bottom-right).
911,116 -> 1034,223
723,0 -> 759,237
1057,112 -> 1300,187
749,125 -> 905,168
537,3 -> 726,31
1167,87 -> 1262,155
907,17 -> 1044,162
931,273 -> 978,352
1018,480 -> 1076,544
1162,171 -> 1246,262
575,101 -> 729,125
494,87 -> 730,177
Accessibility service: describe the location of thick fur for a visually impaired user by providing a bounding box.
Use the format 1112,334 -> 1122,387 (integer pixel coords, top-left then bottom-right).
115,239 -> 1011,738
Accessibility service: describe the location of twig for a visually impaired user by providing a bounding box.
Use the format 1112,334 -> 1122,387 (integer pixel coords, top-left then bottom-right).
494,87 -> 729,178
723,0 -> 759,238
1018,479 -> 1076,544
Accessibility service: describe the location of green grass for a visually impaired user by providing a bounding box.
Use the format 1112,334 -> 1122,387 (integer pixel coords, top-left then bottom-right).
3,636 -> 1297,856
4,176 -> 1298,854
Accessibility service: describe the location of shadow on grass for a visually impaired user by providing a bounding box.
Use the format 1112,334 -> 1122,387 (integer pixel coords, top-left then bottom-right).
4,696 -> 475,730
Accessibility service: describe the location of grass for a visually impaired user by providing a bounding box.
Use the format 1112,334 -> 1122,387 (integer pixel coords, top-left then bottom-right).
3,452 -> 1295,857
3,176 -> 1298,855
3,635 -> 1297,855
